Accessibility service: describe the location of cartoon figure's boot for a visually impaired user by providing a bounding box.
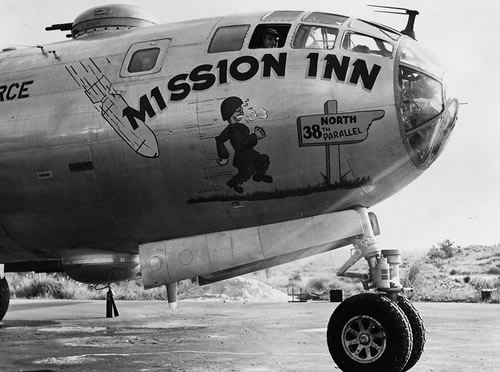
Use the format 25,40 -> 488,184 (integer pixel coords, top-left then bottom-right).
226,180 -> 244,194
253,174 -> 273,183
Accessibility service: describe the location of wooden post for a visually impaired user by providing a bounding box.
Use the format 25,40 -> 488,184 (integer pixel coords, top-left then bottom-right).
324,100 -> 339,185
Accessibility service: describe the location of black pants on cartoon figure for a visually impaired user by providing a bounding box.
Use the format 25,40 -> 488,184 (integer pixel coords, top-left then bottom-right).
216,122 -> 272,194
216,96 -> 273,194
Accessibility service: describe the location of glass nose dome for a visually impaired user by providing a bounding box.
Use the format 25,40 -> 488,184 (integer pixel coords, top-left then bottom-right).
396,38 -> 459,169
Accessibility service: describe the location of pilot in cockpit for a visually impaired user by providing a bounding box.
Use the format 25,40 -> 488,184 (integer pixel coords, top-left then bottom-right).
262,27 -> 280,48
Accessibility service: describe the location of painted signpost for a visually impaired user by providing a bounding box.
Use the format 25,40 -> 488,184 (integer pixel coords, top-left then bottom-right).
297,100 -> 385,184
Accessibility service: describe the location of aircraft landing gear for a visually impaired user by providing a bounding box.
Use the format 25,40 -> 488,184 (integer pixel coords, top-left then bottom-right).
0,276 -> 9,321
397,295 -> 426,372
327,293 -> 412,372
327,208 -> 425,371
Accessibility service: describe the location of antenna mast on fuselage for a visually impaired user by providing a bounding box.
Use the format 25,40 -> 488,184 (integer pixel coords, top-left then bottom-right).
368,4 -> 419,39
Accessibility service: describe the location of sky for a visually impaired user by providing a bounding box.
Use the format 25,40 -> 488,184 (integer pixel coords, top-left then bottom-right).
1,1 -> 499,254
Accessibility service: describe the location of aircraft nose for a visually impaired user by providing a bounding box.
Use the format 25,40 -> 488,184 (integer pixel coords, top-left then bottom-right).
396,39 -> 459,169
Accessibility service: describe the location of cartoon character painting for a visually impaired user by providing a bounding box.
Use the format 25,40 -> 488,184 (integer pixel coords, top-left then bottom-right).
215,96 -> 273,194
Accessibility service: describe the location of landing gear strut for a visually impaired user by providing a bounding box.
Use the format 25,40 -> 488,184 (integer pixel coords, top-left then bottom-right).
327,207 -> 425,372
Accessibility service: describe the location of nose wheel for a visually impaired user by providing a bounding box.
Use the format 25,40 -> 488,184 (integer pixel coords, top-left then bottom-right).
397,295 -> 426,372
327,293 -> 413,372
328,208 -> 425,371
341,314 -> 387,363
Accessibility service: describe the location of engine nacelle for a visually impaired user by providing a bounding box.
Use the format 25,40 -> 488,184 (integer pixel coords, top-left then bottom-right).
61,249 -> 140,284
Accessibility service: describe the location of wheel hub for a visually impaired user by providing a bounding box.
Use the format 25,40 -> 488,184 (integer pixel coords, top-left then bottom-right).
341,315 -> 387,363
358,333 -> 370,345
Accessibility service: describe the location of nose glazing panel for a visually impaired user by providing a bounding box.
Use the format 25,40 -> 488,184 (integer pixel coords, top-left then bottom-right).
396,39 -> 458,169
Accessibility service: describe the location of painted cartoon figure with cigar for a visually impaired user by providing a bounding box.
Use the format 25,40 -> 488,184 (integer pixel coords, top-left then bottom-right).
215,96 -> 273,194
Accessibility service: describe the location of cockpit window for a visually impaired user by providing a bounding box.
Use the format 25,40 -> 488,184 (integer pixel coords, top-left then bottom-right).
399,66 -> 443,129
208,25 -> 250,53
128,48 -> 160,73
341,32 -> 393,57
292,25 -> 338,50
401,39 -> 444,78
349,19 -> 400,41
249,24 -> 291,49
399,66 -> 445,165
396,39 -> 457,169
262,11 -> 302,21
303,12 -> 348,26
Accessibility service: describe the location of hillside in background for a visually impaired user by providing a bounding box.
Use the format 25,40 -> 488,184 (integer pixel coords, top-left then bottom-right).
250,240 -> 500,303
400,241 -> 500,302
5,242 -> 500,303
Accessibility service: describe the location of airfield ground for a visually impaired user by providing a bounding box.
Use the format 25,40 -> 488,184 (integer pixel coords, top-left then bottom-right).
1,299 -> 499,371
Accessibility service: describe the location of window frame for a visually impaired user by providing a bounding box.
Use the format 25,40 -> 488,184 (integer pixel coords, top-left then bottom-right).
302,12 -> 348,27
291,24 -> 339,50
208,24 -> 251,54
120,38 -> 171,78
127,48 -> 161,74
341,31 -> 394,58
248,23 -> 292,49
262,11 -> 303,22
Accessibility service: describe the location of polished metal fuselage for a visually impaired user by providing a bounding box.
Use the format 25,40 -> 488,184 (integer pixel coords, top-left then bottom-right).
0,12 -> 423,264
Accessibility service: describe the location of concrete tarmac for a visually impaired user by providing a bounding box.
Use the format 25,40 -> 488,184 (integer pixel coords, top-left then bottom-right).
1,299 -> 499,372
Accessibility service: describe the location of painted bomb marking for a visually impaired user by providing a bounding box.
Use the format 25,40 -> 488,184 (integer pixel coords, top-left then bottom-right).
66,58 -> 159,158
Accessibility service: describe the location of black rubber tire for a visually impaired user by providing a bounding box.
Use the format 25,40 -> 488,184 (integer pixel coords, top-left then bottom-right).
398,295 -> 426,372
0,276 -> 10,321
327,293 -> 413,372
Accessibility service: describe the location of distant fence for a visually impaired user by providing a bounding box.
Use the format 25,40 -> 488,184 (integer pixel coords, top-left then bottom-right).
287,288 -> 343,302
287,287 -> 306,302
